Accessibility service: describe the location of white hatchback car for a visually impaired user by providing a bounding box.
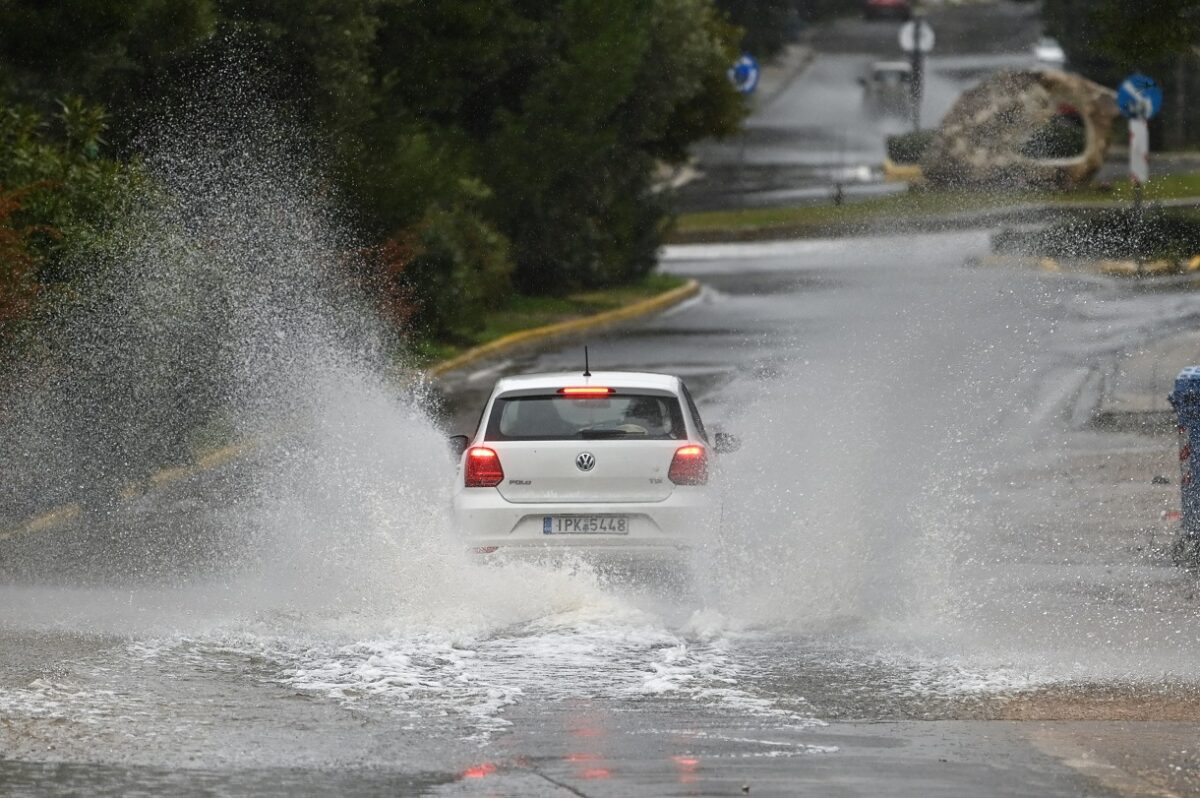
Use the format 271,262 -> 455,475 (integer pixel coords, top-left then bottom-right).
450,370 -> 735,563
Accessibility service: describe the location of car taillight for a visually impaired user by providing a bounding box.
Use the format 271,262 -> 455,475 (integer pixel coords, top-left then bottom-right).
465,446 -> 504,487
668,445 -> 708,485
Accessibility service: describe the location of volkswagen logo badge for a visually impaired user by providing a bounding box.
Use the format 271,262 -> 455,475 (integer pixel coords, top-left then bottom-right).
575,452 -> 596,472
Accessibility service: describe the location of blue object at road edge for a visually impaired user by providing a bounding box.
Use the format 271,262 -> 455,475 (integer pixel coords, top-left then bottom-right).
1117,73 -> 1163,120
1169,367 -> 1200,539
728,54 -> 760,95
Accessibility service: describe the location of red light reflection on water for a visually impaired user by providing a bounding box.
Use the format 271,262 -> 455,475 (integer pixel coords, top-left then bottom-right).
566,753 -> 600,763
672,754 -> 701,784
565,707 -> 612,779
462,762 -> 497,779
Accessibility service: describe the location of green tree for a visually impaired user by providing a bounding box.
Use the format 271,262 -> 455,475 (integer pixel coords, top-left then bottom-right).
377,0 -> 742,293
713,0 -> 800,59
1043,0 -> 1200,149
210,0 -> 382,142
0,185 -> 41,333
403,182 -> 514,341
0,97 -> 134,282
1044,0 -> 1200,78
0,0 -> 217,141
0,0 -> 746,324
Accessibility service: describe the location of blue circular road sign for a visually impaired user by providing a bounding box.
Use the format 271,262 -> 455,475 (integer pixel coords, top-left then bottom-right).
728,54 -> 760,95
1117,73 -> 1163,120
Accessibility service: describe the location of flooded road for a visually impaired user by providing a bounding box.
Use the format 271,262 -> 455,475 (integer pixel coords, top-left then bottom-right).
5,229 -> 1200,795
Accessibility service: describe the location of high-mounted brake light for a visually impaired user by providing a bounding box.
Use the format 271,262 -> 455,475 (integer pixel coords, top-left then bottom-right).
668,445 -> 708,485
465,446 -> 504,487
558,386 -> 614,397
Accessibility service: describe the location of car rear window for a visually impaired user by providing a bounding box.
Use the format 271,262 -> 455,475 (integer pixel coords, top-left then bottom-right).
485,394 -> 687,441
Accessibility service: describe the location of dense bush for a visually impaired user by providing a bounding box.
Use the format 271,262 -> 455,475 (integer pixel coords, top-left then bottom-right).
886,130 -> 936,165
1018,115 -> 1086,160
402,187 -> 514,342
0,186 -> 39,330
0,98 -> 134,332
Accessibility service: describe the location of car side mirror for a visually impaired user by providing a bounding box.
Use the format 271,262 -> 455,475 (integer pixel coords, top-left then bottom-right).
713,431 -> 741,454
448,434 -> 469,459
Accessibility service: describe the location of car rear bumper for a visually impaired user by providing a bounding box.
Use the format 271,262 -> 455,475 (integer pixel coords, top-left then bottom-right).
451,488 -> 715,552
466,541 -> 692,569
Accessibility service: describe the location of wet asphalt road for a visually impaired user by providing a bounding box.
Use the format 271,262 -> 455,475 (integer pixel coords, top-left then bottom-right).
435,230 -> 1200,795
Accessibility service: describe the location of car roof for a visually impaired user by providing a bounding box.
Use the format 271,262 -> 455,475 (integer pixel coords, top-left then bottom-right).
491,370 -> 682,394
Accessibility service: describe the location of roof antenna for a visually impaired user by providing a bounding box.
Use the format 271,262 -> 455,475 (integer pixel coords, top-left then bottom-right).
583,346 -> 591,378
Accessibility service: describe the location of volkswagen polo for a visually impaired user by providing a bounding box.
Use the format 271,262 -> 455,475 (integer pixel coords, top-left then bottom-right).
449,370 -> 735,564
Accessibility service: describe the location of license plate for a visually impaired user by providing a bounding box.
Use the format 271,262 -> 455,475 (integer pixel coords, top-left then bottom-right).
543,515 -> 629,535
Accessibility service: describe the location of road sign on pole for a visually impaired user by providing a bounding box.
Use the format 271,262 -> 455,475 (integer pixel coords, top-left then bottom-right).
728,54 -> 760,95
1117,73 -> 1161,206
898,19 -> 935,54
1117,73 -> 1163,121
728,53 -> 759,187
899,19 -> 934,131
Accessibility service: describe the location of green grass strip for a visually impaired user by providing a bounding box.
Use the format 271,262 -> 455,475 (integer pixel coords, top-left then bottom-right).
672,171 -> 1200,239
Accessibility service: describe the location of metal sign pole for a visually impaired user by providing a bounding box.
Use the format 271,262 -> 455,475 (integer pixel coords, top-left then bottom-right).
1130,116 -> 1149,211
910,45 -> 923,131
738,128 -> 747,187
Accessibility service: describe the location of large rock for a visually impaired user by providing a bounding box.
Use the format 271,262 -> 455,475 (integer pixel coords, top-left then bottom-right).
923,70 -> 1120,189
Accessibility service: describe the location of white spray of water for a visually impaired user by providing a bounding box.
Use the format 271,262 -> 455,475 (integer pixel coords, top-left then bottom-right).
0,92 -> 814,759
670,232 -> 1200,688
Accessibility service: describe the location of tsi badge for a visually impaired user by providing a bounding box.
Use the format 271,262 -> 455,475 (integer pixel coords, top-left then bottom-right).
575,452 -> 596,472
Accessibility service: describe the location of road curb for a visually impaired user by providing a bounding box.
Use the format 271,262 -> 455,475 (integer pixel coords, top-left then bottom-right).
428,279 -> 701,378
882,158 -> 924,183
969,253 -> 1200,277
0,503 -> 82,544
0,438 -> 256,544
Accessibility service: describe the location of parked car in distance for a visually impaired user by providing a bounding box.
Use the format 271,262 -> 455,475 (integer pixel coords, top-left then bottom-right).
863,0 -> 911,20
449,370 -> 737,567
1034,36 -> 1066,67
860,60 -> 913,118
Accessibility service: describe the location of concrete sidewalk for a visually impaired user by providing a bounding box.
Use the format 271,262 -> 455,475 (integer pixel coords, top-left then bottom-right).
1097,330 -> 1200,428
